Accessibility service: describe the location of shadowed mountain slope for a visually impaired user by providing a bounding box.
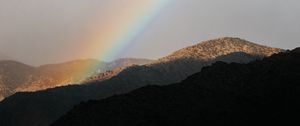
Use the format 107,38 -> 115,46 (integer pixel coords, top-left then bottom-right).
107,58 -> 154,69
95,37 -> 282,85
84,58 -> 153,83
0,37 -> 282,126
52,48 -> 300,126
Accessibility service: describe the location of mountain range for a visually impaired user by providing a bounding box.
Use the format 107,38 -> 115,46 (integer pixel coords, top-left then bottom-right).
51,48 -> 300,126
0,37 -> 283,126
0,58 -> 152,101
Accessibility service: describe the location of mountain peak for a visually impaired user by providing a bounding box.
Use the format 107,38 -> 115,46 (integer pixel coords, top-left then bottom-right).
157,37 -> 283,62
200,37 -> 253,45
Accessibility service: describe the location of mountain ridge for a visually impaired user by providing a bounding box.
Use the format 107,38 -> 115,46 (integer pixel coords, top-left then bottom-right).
154,37 -> 282,63
0,58 -> 152,101
0,37 -> 283,126
51,47 -> 300,126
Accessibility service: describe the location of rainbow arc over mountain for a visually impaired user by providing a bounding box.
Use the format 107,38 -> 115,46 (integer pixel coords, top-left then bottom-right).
74,0 -> 172,81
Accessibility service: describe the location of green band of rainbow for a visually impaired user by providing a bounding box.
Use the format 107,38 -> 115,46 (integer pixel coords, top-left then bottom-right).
78,0 -> 172,81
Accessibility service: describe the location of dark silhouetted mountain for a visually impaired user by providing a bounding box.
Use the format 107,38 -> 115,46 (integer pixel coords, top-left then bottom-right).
51,48 -> 300,126
0,58 -> 152,101
0,37 -> 283,126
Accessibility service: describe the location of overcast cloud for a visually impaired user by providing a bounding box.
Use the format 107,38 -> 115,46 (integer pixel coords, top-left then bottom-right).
0,0 -> 299,65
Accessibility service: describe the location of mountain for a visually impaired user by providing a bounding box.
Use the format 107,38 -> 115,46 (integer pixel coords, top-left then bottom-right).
0,37 -> 283,126
17,59 -> 105,91
0,59 -> 107,101
107,58 -> 154,70
107,37 -> 282,85
51,48 -> 300,126
0,58 -> 152,101
84,58 -> 153,82
157,37 -> 279,61
0,61 -> 36,101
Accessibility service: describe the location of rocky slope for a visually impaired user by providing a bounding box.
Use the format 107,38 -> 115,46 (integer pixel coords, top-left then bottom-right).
107,58 -> 153,69
52,48 -> 300,126
0,61 -> 36,101
84,67 -> 125,83
158,37 -> 279,62
0,58 -> 152,101
84,58 -> 153,83
112,37 -> 282,85
0,37 -> 283,126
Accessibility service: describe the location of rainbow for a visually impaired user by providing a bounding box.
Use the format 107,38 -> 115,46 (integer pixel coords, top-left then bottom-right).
74,0 -> 172,81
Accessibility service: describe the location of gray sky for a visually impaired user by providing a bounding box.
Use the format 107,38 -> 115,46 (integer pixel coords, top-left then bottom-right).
0,0 -> 299,66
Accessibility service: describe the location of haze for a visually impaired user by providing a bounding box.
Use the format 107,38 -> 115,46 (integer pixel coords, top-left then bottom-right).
0,0 -> 299,66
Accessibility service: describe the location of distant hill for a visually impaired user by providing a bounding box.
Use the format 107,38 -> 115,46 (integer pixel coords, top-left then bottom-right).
0,37 -> 283,126
0,58 -> 152,101
51,48 -> 300,126
0,61 -> 36,101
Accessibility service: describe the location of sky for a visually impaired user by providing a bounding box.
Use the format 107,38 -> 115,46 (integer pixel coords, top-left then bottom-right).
0,0 -> 299,66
